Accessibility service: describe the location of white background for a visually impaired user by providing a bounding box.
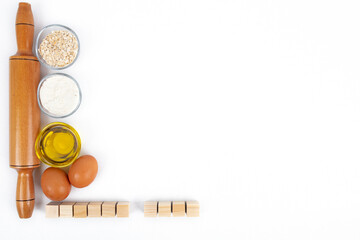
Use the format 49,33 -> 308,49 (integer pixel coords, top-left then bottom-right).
1,0 -> 360,239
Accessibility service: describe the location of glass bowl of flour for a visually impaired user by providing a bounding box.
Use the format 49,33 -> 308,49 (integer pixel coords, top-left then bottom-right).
37,73 -> 81,118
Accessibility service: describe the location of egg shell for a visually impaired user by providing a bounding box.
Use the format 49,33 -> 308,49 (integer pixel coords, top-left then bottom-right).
68,155 -> 98,188
41,167 -> 71,201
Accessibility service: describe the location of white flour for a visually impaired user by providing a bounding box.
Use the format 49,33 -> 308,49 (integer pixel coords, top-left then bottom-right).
39,75 -> 80,117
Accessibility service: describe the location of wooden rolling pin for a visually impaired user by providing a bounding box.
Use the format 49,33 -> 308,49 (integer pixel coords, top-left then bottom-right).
9,2 -> 40,218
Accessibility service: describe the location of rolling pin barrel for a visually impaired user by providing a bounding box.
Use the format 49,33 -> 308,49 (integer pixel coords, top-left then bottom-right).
9,2 -> 40,219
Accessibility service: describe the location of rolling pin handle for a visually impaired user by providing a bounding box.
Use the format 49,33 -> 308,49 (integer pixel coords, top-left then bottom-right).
15,2 -> 34,56
16,169 -> 35,218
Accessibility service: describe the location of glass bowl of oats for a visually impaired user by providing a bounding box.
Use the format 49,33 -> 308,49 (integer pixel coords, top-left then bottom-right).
35,24 -> 80,70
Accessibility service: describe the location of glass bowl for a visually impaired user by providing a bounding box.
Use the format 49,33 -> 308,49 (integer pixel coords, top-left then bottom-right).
35,122 -> 81,168
35,24 -> 80,70
37,73 -> 82,118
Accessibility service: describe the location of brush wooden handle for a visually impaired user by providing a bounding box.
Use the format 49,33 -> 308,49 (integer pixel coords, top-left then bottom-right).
9,2 -> 40,219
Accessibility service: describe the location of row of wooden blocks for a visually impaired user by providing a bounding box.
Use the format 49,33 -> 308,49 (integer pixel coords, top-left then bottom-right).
144,201 -> 199,217
46,201 -> 129,218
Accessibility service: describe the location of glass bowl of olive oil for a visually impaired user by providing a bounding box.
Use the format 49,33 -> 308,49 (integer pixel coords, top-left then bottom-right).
35,122 -> 81,167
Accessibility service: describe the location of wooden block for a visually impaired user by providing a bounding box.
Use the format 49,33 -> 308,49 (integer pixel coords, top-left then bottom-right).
74,202 -> 88,218
186,201 -> 200,217
102,201 -> 117,217
46,202 -> 61,218
158,201 -> 171,217
60,202 -> 75,218
172,201 -> 185,217
88,202 -> 103,217
116,201 -> 129,217
144,201 -> 157,217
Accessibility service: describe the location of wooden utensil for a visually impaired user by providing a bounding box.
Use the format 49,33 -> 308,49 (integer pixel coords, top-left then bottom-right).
9,2 -> 41,219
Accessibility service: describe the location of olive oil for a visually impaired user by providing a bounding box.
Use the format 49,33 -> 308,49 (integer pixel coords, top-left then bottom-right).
35,122 -> 81,167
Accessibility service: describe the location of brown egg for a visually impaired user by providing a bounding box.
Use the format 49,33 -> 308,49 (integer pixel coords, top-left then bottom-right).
41,167 -> 71,201
68,155 -> 98,188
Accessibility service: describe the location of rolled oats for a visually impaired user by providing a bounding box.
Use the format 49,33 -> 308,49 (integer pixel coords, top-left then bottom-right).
39,30 -> 78,68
